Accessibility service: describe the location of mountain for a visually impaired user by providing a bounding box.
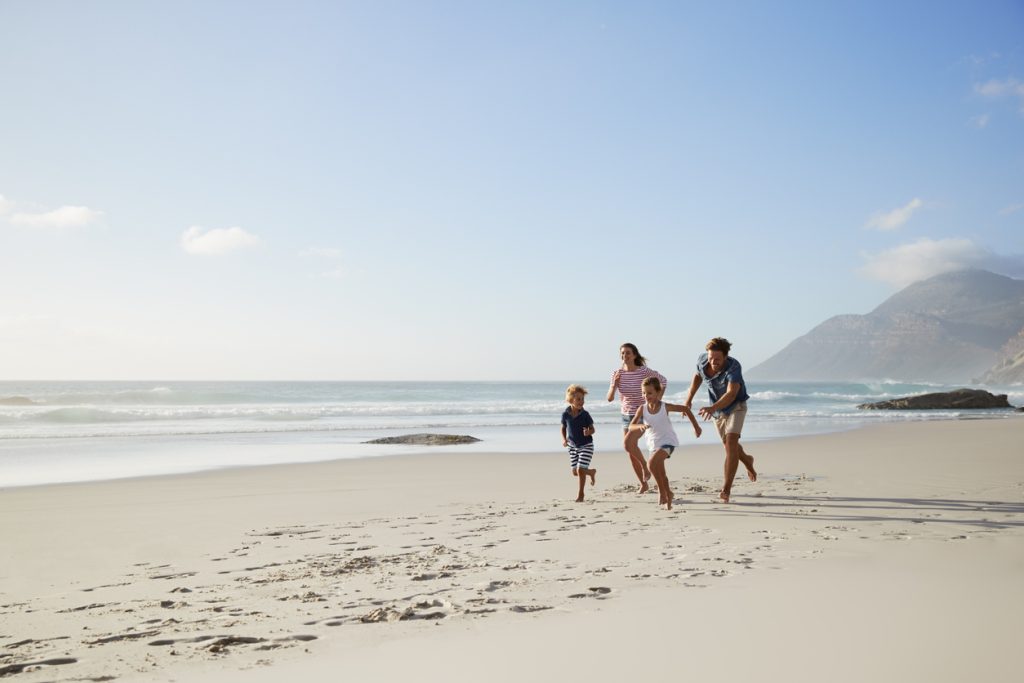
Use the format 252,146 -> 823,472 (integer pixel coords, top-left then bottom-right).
749,269 -> 1024,382
976,327 -> 1024,385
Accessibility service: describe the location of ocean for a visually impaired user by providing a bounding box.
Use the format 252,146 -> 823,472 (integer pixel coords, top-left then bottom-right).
1,380 -> 1021,488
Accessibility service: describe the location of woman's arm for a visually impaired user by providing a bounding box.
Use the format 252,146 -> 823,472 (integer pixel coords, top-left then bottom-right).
606,370 -> 620,402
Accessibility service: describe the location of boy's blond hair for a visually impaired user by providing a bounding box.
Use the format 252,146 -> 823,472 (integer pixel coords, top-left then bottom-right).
641,376 -> 663,393
565,384 -> 588,401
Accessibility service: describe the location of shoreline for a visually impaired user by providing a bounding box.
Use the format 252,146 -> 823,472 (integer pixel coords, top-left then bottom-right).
3,410 -> 1022,490
2,419 -> 1022,682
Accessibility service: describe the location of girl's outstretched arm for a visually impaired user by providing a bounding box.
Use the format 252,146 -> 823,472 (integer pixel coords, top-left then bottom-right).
684,406 -> 702,438
666,403 -> 702,438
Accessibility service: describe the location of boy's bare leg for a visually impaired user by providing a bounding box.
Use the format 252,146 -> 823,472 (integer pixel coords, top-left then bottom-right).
576,470 -> 587,502
587,468 -> 596,485
624,430 -> 651,493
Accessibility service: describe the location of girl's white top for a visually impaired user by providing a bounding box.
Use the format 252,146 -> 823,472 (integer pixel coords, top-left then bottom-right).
641,401 -> 679,452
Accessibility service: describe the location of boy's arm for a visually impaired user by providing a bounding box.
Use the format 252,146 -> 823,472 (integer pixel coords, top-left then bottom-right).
584,415 -> 596,436
560,423 -> 568,446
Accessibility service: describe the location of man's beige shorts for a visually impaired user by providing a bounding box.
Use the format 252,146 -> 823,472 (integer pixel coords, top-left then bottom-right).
714,401 -> 747,441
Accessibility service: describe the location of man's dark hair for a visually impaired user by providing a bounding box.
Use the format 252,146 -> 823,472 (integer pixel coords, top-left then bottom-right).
705,337 -> 732,355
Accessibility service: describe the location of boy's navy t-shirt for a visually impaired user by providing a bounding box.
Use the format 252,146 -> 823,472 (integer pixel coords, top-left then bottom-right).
561,408 -> 594,446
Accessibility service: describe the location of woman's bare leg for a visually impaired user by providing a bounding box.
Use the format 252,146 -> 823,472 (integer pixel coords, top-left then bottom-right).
624,430 -> 651,492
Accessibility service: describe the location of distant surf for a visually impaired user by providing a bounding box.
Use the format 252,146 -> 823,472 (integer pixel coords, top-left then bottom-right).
1,380 -> 1019,487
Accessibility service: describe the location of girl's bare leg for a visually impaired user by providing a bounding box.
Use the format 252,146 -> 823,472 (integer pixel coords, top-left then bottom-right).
648,451 -> 673,510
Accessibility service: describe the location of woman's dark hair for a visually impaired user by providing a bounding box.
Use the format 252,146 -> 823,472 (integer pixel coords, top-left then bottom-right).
621,342 -> 647,367
705,337 -> 732,355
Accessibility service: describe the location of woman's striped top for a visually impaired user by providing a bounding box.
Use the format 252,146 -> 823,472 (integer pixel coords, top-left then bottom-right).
610,366 -> 667,416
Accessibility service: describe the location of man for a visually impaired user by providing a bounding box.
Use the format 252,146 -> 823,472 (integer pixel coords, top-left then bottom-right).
684,337 -> 756,503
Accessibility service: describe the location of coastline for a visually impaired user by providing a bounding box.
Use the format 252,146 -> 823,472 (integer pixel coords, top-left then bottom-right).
3,379 -> 1022,489
2,418 -> 1023,682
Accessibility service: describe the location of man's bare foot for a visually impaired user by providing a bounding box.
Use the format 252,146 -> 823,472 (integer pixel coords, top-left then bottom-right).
746,457 -> 757,482
638,481 -> 650,494
589,469 -> 597,485
716,491 -> 731,504
575,496 -> 585,502
665,490 -> 674,510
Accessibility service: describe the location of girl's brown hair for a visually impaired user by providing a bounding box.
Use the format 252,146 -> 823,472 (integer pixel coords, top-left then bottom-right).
641,376 -> 663,393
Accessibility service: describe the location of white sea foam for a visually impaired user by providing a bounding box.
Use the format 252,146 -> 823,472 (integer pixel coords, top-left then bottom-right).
1,380 -> 1019,486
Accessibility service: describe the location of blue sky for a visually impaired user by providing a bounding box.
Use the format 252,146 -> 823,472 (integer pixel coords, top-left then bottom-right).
1,1 -> 1022,381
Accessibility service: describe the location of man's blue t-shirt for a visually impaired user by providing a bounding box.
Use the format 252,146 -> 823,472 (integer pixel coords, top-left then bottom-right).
697,352 -> 750,416
561,408 -> 594,446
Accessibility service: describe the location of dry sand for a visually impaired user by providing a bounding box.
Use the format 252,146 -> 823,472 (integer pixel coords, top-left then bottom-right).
2,418 -> 1022,682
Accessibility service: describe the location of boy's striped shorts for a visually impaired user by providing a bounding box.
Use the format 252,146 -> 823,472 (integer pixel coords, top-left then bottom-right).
568,443 -> 594,470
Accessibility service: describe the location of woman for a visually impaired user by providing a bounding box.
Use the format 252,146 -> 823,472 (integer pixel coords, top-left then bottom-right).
606,343 -> 667,493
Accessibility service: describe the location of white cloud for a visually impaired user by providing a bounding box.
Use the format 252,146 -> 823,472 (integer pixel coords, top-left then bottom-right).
969,113 -> 990,129
10,205 -> 103,229
299,246 -> 346,279
180,226 -> 263,255
0,194 -> 12,215
859,237 -> 1024,288
999,203 -> 1024,216
975,77 -> 1024,113
299,247 -> 343,259
864,198 -> 923,231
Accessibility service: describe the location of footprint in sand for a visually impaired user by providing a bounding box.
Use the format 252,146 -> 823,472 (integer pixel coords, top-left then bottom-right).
0,658 -> 78,677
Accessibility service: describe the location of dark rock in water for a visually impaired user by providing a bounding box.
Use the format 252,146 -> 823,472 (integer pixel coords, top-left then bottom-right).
858,388 -> 1013,410
364,433 -> 481,446
0,396 -> 37,406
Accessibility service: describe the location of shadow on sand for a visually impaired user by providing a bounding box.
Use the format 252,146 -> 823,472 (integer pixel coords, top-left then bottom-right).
706,494 -> 1024,530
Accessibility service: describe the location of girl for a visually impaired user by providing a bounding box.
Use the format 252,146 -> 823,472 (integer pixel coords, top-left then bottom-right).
606,343 -> 666,493
630,376 -> 701,509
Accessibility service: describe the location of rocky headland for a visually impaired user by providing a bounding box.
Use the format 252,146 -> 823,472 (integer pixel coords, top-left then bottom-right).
751,269 -> 1024,382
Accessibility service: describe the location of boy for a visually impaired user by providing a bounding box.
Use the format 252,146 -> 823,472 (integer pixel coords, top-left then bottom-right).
560,384 -> 597,502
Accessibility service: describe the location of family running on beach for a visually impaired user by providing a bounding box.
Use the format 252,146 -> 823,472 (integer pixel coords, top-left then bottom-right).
560,337 -> 757,508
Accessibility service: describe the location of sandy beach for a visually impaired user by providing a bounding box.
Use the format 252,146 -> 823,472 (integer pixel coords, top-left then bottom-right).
2,418 -> 1022,682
